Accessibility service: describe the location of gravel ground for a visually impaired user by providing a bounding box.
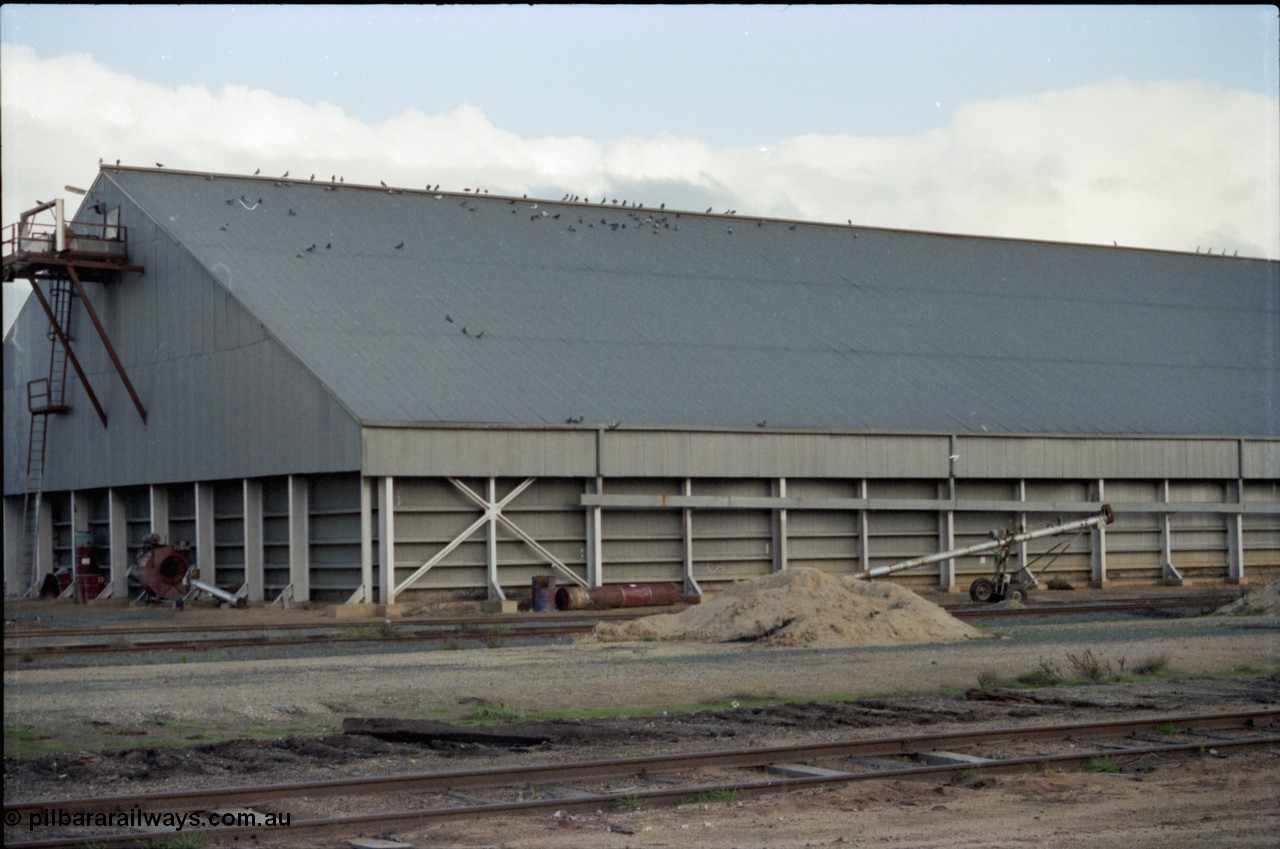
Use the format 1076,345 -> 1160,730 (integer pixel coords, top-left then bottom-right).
4,593 -> 1278,848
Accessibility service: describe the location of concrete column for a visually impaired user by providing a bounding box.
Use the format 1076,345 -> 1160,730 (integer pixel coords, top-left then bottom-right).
771,478 -> 788,573
585,477 -> 603,587
1227,479 -> 1245,583
483,478 -> 502,601
243,479 -> 264,602
4,496 -> 25,594
857,479 -> 870,574
108,488 -> 128,599
194,482 -> 215,588
937,477 -> 956,590
287,475 -> 310,603
377,476 -> 396,603
1091,478 -> 1108,586
682,478 -> 700,595
357,477 -> 373,604
149,485 -> 170,542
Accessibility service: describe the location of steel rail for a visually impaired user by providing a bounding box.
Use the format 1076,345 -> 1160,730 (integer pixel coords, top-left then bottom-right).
6,714 -> 1277,849
7,708 -> 1275,820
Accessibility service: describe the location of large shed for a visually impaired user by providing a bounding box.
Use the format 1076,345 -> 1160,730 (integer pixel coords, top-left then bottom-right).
4,166 -> 1278,604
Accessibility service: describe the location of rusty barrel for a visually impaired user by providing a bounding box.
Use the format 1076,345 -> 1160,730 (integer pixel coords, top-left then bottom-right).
589,582 -> 681,609
531,575 -> 557,612
555,585 -> 590,611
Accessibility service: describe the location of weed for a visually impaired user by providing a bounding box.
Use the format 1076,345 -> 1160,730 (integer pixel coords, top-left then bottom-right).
975,668 -> 1002,689
485,626 -> 508,649
1084,756 -> 1122,774
1066,648 -> 1113,683
355,621 -> 404,640
442,638 -> 461,651
950,767 -> 980,785
617,795 -> 645,811
1154,723 -> 1179,735
1131,654 -> 1170,676
20,651 -> 34,663
689,788 -> 749,804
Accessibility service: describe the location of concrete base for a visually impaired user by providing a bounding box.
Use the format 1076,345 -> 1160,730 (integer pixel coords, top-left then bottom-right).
327,603 -> 382,620
481,599 -> 520,614
1089,580 -> 1112,589
680,594 -> 705,604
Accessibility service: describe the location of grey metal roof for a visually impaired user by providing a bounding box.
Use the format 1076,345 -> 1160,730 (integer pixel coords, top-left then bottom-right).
101,168 -> 1280,436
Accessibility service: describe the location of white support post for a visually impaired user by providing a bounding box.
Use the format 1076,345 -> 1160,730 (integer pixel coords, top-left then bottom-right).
937,477 -> 956,590
1091,478 -> 1108,586
359,477 -> 374,604
149,485 -> 170,543
484,478 -> 503,600
243,479 -> 264,603
287,475 -> 310,603
857,479 -> 870,574
108,488 -> 128,599
771,478 -> 788,574
195,482 -> 215,588
682,478 -> 700,596
586,477 -> 603,587
1227,478 -> 1245,583
377,477 -> 397,604
1016,479 -> 1029,574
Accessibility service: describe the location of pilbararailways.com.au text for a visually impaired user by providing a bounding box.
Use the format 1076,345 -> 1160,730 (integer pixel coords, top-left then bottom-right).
13,806 -> 291,832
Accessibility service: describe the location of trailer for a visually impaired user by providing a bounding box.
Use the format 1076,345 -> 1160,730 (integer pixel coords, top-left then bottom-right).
860,504 -> 1115,602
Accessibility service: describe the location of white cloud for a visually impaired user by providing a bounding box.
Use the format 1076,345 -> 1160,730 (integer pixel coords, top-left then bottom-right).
4,44 -> 1278,331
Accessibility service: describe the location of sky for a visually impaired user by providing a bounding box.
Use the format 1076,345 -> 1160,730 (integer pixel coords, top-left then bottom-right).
2,4 -> 1278,333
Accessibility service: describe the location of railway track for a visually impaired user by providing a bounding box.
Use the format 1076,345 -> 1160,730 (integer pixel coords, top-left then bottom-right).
4,593 -> 1239,662
6,708 -> 1277,848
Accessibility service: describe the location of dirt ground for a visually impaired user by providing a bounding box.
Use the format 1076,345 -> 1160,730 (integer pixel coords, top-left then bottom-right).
4,582 -> 1279,848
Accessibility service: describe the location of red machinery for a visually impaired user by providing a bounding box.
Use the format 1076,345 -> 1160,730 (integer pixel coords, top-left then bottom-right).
134,534 -> 246,608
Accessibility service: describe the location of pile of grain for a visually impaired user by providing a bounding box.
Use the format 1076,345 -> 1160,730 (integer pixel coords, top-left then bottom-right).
1216,579 -> 1280,616
582,568 -> 990,649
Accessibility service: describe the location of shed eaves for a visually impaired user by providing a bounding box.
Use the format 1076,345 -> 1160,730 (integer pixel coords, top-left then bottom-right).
99,168 -> 1279,436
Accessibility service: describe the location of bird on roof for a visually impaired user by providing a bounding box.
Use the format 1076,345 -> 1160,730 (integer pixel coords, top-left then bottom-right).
446,314 -> 454,323
116,159 -> 121,167
220,224 -> 229,231
98,157 -> 103,166
380,181 -> 388,188
255,168 -> 261,175
310,174 -> 315,181
325,242 -> 331,250
608,420 -> 621,430
282,170 -> 289,178
475,330 -> 485,339
288,208 -> 297,216
461,326 -> 469,335
156,162 -> 164,168
305,244 -> 316,252
395,241 -> 404,250
706,207 -> 713,213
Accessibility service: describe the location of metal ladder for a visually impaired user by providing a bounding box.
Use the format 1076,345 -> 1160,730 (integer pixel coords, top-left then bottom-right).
21,278 -> 74,594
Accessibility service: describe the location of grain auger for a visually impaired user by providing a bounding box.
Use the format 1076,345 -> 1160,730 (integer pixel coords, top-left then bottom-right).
859,504 -> 1114,602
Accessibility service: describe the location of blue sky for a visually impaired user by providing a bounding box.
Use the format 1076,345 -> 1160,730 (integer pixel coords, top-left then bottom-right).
3,5 -> 1278,332
5,5 -> 1275,143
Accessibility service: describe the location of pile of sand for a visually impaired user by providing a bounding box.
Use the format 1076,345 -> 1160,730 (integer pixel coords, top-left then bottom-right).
1216,579 -> 1280,616
582,568 -> 990,649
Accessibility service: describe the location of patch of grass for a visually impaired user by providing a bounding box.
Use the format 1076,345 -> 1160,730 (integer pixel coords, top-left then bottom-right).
1016,659 -> 1064,687
442,637 -> 461,651
153,834 -> 210,849
1154,723 -> 1180,735
950,767 -> 980,785
616,795 -> 645,811
689,788 -> 749,804
464,700 -> 526,724
1084,756 -> 1122,774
